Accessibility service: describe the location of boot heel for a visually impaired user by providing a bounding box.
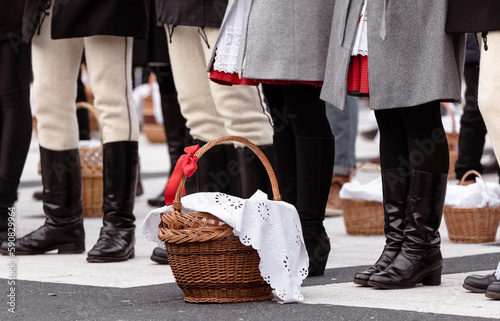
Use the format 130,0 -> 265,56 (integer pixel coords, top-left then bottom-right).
57,243 -> 85,254
421,267 -> 442,286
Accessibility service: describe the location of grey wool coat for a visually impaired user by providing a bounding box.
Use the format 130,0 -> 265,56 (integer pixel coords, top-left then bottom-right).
320,0 -> 466,110
208,0 -> 335,81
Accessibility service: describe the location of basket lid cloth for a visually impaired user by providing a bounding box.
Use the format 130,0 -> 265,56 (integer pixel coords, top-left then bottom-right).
142,190 -> 309,304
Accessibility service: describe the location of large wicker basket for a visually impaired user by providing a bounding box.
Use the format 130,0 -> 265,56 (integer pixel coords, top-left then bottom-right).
158,136 -> 280,303
341,163 -> 384,235
77,102 -> 103,218
443,103 -> 459,179
443,170 -> 500,243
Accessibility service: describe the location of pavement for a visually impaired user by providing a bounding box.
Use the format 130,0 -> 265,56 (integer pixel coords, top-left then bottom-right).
1,105 -> 500,321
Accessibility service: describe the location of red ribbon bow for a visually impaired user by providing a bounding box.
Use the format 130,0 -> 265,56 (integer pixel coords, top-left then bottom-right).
163,145 -> 200,206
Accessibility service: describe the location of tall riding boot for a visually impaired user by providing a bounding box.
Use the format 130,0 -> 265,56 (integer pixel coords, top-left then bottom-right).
353,168 -> 409,285
236,144 -> 274,199
0,147 -> 85,255
273,134 -> 297,206
87,141 -> 138,262
368,170 -> 447,288
295,135 -> 334,276
0,177 -> 19,243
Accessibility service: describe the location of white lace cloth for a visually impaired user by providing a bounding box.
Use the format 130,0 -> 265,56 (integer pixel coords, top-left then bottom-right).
445,177 -> 500,207
213,0 -> 246,74
352,0 -> 368,56
141,190 -> 309,304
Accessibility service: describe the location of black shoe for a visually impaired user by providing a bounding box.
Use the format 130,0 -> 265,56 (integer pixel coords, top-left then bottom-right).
463,273 -> 498,293
486,281 -> 500,299
147,189 -> 166,207
150,247 -> 169,264
33,190 -> 43,201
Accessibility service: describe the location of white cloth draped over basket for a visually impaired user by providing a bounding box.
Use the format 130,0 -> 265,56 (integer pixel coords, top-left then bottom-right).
142,190 -> 309,304
445,177 -> 500,207
339,176 -> 383,202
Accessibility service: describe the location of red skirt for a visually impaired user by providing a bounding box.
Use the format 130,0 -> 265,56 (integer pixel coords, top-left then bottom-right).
347,55 -> 369,96
209,69 -> 323,87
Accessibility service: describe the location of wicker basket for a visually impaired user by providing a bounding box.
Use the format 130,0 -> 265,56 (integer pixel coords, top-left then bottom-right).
443,170 -> 500,243
142,123 -> 166,143
142,75 -> 167,143
341,163 -> 384,235
443,103 -> 459,179
158,136 -> 280,303
77,102 -> 103,218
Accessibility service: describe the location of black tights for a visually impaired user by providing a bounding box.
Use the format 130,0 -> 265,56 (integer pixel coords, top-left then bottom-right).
375,101 -> 449,174
263,84 -> 332,138
0,40 -> 32,181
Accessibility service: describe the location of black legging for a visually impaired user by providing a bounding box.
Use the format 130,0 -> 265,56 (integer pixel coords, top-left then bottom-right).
374,101 -> 449,174
0,40 -> 32,181
263,83 -> 332,138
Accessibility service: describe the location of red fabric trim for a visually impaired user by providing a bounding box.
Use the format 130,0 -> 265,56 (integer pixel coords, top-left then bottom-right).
347,55 -> 369,94
209,69 -> 323,87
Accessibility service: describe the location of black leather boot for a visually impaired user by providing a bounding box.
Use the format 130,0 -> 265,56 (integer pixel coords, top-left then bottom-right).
368,170 -> 447,288
0,177 -> 19,243
295,135 -> 334,276
273,134 -> 297,206
236,144 -> 274,199
87,141 -> 138,262
353,168 -> 410,285
0,147 -> 85,255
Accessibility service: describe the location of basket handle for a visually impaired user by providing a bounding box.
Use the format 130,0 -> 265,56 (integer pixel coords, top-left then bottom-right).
76,102 -> 103,142
442,103 -> 457,135
169,136 -> 282,211
459,169 -> 482,186
348,162 -> 381,182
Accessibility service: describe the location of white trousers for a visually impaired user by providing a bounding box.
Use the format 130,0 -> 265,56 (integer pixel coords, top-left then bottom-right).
32,1 -> 139,150
165,25 -> 273,146
478,31 -> 500,162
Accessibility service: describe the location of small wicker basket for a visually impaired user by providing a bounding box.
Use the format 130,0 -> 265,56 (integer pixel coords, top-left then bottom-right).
158,136 -> 280,303
443,170 -> 500,243
77,102 -> 103,218
443,103 -> 459,179
341,163 -> 384,235
142,123 -> 166,143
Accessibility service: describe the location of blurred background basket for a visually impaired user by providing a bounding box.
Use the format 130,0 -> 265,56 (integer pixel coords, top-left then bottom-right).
158,136 -> 280,303
141,74 -> 166,143
443,170 -> 500,243
77,102 -> 103,218
341,163 -> 384,235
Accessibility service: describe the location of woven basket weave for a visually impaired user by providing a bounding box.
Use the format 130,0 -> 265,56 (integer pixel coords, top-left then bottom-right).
77,102 -> 103,218
443,170 -> 500,243
341,163 -> 384,235
158,136 -> 281,303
